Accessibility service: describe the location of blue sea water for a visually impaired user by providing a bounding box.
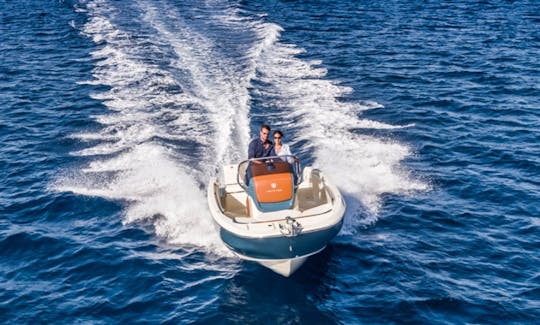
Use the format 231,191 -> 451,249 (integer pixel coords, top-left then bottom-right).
1,0 -> 539,323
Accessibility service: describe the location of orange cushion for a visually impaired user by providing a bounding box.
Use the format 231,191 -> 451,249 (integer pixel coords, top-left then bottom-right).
252,173 -> 293,203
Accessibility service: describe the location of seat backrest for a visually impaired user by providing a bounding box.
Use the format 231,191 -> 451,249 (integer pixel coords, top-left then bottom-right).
253,172 -> 293,203
250,161 -> 293,203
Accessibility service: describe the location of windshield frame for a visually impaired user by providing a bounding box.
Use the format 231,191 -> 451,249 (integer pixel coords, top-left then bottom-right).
236,155 -> 302,191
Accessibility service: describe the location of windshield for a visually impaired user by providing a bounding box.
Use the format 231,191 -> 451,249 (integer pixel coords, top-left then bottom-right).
237,155 -> 301,190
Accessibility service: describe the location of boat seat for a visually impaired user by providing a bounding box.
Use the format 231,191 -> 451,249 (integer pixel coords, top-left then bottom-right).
247,161 -> 295,212
221,164 -> 244,194
223,164 -> 239,185
250,161 -> 293,203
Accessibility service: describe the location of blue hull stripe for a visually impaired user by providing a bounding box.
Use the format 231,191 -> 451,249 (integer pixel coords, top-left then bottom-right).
220,220 -> 343,260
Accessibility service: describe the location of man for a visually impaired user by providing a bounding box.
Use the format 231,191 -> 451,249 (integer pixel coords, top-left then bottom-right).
248,124 -> 273,161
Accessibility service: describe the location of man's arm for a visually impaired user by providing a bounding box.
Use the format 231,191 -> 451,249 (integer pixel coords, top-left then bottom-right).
248,139 -> 256,159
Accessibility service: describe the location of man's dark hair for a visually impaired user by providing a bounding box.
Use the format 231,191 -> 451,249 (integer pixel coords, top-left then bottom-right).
261,124 -> 271,132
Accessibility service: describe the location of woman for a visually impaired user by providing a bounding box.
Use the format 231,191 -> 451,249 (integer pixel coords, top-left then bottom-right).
271,130 -> 295,163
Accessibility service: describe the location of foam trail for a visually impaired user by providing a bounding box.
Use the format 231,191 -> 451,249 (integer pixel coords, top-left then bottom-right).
137,1 -> 252,168
250,23 -> 428,229
57,0 -> 426,250
55,0 -> 264,255
57,144 -> 220,249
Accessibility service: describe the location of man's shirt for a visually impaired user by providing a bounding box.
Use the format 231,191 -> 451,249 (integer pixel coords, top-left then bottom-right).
248,138 -> 273,159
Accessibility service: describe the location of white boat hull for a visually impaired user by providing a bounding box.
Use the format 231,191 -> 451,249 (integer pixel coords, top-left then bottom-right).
208,162 -> 345,276
260,257 -> 308,277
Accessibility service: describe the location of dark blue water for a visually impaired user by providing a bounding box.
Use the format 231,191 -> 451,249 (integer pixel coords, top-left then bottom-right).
1,0 -> 539,323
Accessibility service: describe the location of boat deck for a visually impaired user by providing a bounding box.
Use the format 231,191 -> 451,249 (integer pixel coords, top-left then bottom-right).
220,179 -> 329,219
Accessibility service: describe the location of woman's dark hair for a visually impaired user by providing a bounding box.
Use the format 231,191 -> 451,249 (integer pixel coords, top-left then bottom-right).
273,130 -> 283,138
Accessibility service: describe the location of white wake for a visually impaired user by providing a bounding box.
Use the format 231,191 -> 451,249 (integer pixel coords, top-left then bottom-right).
248,19 -> 428,230
56,0 -> 427,252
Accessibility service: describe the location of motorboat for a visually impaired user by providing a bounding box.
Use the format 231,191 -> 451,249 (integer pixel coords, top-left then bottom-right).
207,155 -> 345,276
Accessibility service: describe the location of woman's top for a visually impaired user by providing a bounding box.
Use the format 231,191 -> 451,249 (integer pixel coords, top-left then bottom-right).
273,143 -> 294,163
